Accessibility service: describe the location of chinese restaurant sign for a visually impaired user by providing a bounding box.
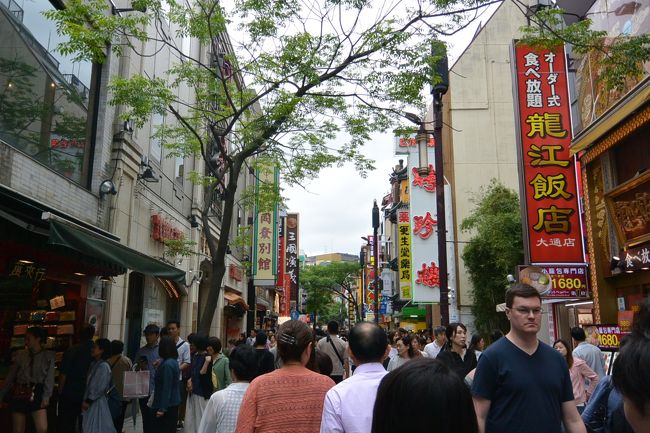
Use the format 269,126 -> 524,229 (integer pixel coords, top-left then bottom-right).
286,213 -> 300,302
407,142 -> 440,303
514,44 -> 585,264
397,208 -> 412,300
536,265 -> 589,298
252,167 -> 278,286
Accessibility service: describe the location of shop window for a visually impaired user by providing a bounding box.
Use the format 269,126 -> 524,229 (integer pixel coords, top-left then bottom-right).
149,112 -> 165,163
0,0 -> 95,185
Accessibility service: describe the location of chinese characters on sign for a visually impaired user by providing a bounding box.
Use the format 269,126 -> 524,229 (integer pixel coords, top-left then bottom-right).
252,167 -> 278,286
618,243 -> 650,273
515,44 -> 584,264
8,262 -> 46,282
397,209 -> 412,300
538,265 -> 590,298
286,213 -> 300,302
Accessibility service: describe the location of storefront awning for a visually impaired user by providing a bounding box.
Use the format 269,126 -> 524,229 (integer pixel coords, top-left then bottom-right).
224,291 -> 249,310
47,217 -> 186,284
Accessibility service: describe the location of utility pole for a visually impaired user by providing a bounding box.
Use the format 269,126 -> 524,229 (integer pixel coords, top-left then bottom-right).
432,43 -> 449,326
372,200 -> 380,325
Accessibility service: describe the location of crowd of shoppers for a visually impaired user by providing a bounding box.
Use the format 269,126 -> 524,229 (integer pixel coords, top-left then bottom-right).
1,292 -> 649,433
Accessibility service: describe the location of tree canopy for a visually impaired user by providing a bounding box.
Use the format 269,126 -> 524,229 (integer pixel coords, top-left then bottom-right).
45,0 -> 499,332
461,180 -> 524,336
301,261 -> 360,325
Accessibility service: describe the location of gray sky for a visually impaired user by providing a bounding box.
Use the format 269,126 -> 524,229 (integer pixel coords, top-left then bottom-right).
286,5 -> 500,257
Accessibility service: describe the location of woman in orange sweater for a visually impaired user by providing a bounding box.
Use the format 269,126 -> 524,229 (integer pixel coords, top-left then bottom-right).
235,320 -> 334,433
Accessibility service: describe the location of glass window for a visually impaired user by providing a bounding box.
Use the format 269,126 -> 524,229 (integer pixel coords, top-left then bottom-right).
149,112 -> 164,163
0,0 -> 94,185
174,155 -> 184,184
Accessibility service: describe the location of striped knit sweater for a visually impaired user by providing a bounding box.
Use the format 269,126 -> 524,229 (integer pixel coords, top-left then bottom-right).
235,366 -> 335,433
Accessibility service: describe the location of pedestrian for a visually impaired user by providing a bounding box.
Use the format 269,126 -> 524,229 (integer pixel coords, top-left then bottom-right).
151,336 -> 182,433
469,334 -> 486,361
423,326 -> 446,359
490,329 -> 504,344
314,350 -> 334,376
82,338 -> 117,433
409,335 -> 425,357
371,358 -> 478,433
235,320 -> 335,433
198,345 -> 257,433
246,329 -> 257,346
185,333 -> 213,433
269,333 -> 277,349
135,324 -> 160,433
472,283 -> 586,433
57,324 -> 95,433
611,298 -> 650,433
108,339 -> 133,433
571,326 -> 606,379
236,333 -> 246,346
320,322 -> 389,433
207,337 -> 232,392
553,339 -> 599,413
386,331 -> 398,360
253,331 -> 275,378
436,322 -> 477,379
316,321 -> 349,383
581,375 -> 634,433
0,327 -> 54,433
387,335 -> 416,371
167,319 -> 191,429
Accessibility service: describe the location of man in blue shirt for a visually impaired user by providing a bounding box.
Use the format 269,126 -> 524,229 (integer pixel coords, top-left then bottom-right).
472,283 -> 586,433
135,324 -> 160,433
571,326 -> 606,378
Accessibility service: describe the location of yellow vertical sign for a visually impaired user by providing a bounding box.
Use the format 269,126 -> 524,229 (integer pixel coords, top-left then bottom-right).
398,208 -> 412,300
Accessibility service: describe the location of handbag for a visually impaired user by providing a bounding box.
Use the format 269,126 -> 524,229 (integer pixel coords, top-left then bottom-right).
123,370 -> 150,399
11,383 -> 34,402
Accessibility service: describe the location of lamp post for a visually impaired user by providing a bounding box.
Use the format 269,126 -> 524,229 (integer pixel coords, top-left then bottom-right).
432,43 -> 449,326
359,244 -> 367,321
372,200 -> 380,325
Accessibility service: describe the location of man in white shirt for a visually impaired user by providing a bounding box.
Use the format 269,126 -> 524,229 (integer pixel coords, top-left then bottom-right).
320,322 -> 390,433
424,326 -> 447,359
167,320 -> 191,428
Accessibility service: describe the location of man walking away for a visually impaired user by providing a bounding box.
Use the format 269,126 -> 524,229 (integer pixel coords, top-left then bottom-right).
167,320 -> 190,429
58,324 -> 95,433
320,322 -> 389,433
108,340 -> 133,433
135,324 -> 160,433
472,283 -> 586,433
317,321 -> 349,384
424,326 -> 447,359
571,327 -> 606,379
253,331 -> 275,378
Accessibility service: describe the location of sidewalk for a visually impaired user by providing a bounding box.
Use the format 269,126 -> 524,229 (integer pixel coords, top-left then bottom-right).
122,415 -> 186,433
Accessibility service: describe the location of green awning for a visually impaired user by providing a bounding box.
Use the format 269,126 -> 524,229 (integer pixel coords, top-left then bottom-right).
48,220 -> 186,284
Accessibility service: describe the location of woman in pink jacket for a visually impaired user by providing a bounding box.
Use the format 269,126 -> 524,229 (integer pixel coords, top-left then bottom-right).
554,339 -> 599,413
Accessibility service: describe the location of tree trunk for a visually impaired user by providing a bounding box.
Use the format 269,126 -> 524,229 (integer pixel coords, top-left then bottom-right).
197,158 -> 243,334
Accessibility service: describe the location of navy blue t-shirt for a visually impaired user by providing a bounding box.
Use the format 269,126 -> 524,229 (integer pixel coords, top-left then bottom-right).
471,337 -> 574,433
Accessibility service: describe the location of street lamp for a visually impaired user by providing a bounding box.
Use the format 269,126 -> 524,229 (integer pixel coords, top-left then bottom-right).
372,200 -> 380,325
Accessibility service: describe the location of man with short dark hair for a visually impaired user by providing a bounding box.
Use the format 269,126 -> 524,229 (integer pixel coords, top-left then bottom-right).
57,324 -> 95,433
253,331 -> 275,378
167,319 -> 190,429
320,322 -> 389,433
424,326 -> 447,358
571,326 -> 606,378
135,324 -> 160,433
472,284 -> 586,433
246,329 -> 257,346
317,320 -> 349,383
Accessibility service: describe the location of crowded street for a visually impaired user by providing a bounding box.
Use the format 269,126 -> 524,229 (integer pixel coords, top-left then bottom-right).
1,0 -> 649,432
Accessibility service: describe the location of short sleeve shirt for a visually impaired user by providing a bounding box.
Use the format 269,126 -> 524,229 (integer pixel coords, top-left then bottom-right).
471,337 -> 574,433
176,338 -> 191,380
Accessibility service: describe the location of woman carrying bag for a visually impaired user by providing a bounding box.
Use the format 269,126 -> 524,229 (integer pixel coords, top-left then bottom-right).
82,338 -> 117,433
0,327 -> 54,433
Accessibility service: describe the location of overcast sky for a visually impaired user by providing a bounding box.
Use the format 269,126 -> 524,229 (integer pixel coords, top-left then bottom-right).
286,6 -> 500,257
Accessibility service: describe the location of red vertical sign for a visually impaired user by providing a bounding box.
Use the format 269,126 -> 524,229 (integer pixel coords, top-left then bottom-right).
515,44 -> 584,264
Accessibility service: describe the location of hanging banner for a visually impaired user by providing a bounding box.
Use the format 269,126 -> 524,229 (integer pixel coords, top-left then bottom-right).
253,166 -> 278,286
397,208 -> 412,300
513,43 -> 585,264
406,138 -> 440,303
286,213 -> 300,301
